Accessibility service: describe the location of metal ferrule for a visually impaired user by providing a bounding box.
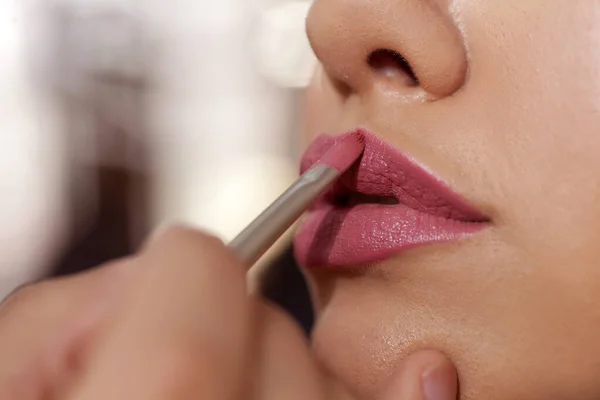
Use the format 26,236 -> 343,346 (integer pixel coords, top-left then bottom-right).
229,164 -> 339,266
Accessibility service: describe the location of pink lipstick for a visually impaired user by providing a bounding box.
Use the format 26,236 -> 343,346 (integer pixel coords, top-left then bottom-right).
294,130 -> 488,268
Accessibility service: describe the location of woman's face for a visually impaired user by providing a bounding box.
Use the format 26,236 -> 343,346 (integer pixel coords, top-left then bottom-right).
298,0 -> 600,398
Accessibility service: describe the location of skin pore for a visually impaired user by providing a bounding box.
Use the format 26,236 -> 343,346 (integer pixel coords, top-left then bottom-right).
301,0 -> 600,399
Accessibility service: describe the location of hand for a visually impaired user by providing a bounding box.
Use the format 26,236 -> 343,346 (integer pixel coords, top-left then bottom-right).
0,226 -> 458,400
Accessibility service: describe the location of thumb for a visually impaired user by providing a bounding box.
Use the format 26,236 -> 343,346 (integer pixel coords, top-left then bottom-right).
381,350 -> 458,400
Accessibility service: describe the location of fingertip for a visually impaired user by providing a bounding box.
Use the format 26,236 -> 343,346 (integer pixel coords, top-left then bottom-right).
144,223 -> 226,252
421,359 -> 458,400
382,350 -> 458,400
138,223 -> 246,296
140,221 -> 245,287
145,223 -> 238,263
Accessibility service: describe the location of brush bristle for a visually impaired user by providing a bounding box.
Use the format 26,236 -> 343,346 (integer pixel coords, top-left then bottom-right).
319,130 -> 366,173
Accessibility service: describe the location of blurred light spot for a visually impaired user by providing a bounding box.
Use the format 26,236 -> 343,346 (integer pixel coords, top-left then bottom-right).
186,155 -> 297,242
253,0 -> 317,88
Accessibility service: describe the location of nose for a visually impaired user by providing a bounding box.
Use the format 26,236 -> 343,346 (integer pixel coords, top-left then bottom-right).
306,0 -> 468,99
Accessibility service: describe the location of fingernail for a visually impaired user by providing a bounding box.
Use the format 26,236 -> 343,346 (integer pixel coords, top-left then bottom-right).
422,361 -> 457,400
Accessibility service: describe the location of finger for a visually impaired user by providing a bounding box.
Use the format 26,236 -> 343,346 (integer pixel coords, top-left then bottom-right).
381,350 -> 458,400
0,261 -> 133,399
70,226 -> 252,400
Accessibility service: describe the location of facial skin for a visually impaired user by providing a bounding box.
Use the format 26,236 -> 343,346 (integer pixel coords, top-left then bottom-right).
300,0 -> 600,399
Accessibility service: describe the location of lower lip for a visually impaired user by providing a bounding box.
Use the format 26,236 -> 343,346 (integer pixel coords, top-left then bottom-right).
294,203 -> 484,268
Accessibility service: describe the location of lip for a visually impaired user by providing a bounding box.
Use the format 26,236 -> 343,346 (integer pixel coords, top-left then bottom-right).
294,129 -> 489,268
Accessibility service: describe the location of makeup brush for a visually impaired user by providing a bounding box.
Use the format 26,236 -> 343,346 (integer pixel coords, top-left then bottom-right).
229,131 -> 365,267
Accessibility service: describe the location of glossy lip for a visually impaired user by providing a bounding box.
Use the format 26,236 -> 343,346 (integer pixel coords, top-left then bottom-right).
294,129 -> 489,268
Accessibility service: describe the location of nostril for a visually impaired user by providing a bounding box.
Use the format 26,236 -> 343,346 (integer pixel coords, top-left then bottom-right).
367,49 -> 419,87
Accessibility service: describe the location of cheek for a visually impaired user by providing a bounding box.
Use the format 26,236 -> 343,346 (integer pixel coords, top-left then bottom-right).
461,0 -> 600,285
309,244 -> 600,399
302,66 -> 348,145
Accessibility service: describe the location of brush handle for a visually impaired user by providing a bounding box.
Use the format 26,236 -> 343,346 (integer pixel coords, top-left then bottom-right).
229,164 -> 339,266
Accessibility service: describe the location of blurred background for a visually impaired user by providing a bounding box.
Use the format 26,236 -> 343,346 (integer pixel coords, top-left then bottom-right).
1,0 -> 316,330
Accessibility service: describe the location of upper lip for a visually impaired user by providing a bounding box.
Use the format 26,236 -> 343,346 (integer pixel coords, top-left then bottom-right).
300,129 -> 488,222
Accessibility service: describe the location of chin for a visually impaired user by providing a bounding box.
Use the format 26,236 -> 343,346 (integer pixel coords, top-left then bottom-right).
301,238 -> 600,399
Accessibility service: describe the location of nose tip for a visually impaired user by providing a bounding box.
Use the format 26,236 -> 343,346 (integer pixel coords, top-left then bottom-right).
306,0 -> 468,99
